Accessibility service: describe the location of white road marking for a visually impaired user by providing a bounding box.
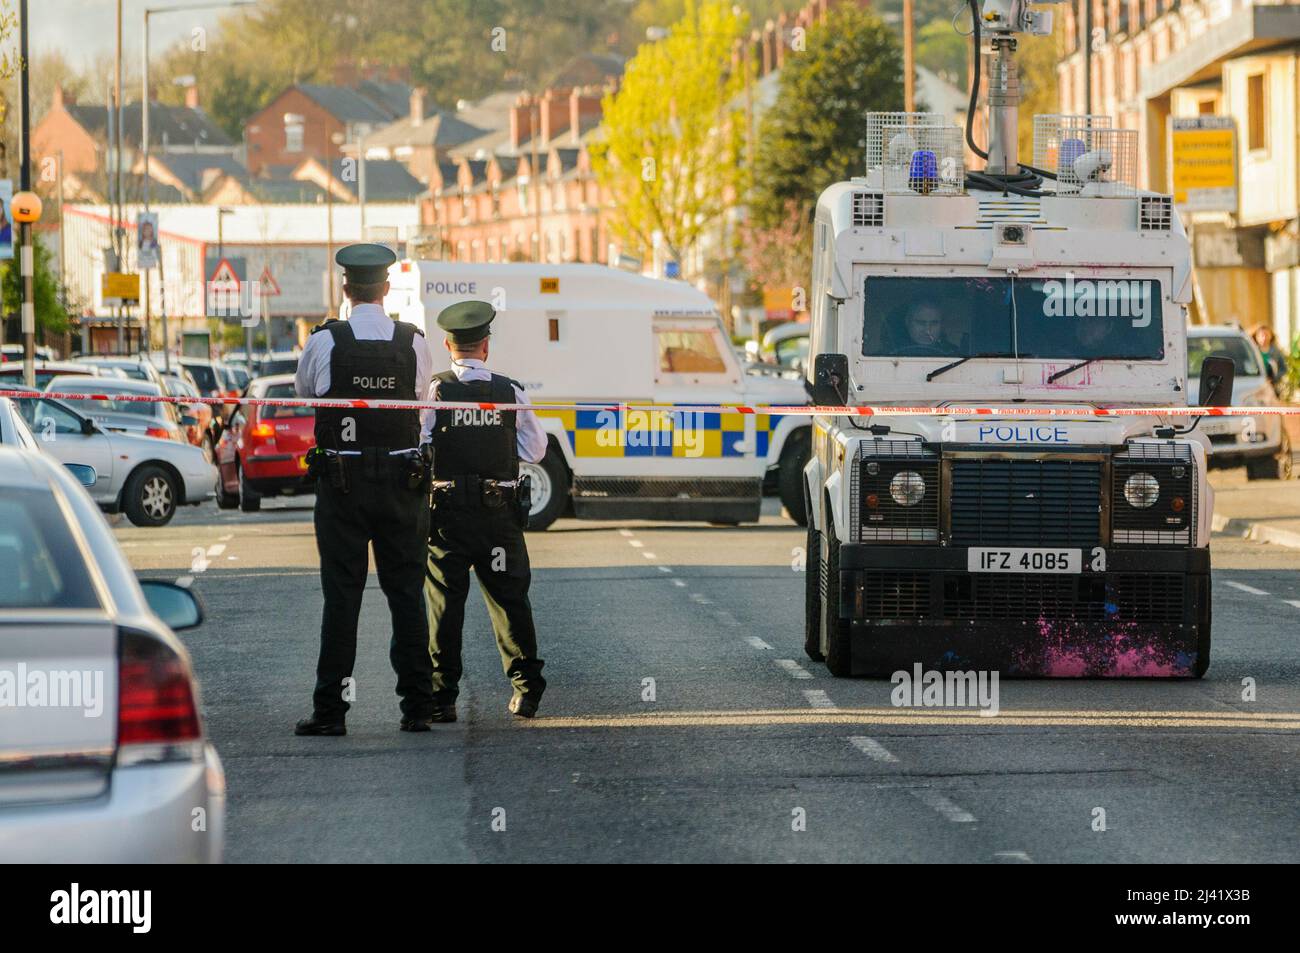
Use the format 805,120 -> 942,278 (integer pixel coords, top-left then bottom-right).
629,540 -> 644,548
775,658 -> 812,679
993,851 -> 1034,864
618,529 -> 634,538
218,534 -> 233,542
847,736 -> 899,762
657,565 -> 672,573
1225,580 -> 1270,596
912,790 -> 975,823
207,544 -> 227,557
744,636 -> 772,650
689,592 -> 713,605
642,551 -> 657,559
672,579 -> 687,588
803,689 -> 836,709
1286,600 -> 1300,611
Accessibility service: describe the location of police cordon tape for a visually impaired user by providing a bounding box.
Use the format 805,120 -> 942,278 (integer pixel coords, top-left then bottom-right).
4,388 -> 1300,418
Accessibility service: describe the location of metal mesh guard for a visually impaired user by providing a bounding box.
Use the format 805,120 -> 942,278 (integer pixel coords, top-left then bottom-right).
864,112 -> 965,195
1033,118 -> 1138,197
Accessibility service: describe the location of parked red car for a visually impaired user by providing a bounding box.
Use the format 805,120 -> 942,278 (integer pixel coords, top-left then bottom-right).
215,375 -> 315,512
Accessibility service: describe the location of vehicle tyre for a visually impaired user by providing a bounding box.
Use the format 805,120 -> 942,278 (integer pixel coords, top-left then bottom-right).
216,473 -> 239,510
821,529 -> 853,677
778,428 -> 811,526
123,465 -> 178,527
804,520 -> 825,661
1246,429 -> 1292,481
238,465 -> 262,513
520,443 -> 569,531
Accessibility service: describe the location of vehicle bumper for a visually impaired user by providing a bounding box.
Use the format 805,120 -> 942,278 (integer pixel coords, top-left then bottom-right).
243,452 -> 315,493
180,459 -> 218,504
838,545 -> 1210,677
0,744 -> 225,863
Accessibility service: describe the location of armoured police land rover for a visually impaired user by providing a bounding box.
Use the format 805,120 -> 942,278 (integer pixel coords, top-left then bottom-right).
802,1 -> 1237,677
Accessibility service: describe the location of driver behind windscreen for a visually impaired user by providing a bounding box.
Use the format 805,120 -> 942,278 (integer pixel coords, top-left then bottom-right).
900,303 -> 958,355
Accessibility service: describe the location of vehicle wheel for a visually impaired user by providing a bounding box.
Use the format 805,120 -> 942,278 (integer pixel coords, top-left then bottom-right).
123,465 -> 178,527
778,428 -> 810,526
804,520 -> 824,662
519,444 -> 569,531
1246,430 -> 1292,480
238,465 -> 262,513
821,530 -> 853,677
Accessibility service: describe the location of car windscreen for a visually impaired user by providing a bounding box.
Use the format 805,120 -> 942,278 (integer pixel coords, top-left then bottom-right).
862,276 -> 1165,361
184,364 -> 219,394
1188,335 -> 1261,377
263,383 -> 314,418
0,488 -> 100,609
258,360 -> 298,377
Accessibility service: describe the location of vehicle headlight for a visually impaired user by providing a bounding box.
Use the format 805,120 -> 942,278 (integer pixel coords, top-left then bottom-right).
889,470 -> 926,507
1123,472 -> 1160,508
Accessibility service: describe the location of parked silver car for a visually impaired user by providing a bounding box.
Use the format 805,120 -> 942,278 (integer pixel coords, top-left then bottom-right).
0,446 -> 224,862
1188,326 -> 1292,480
3,396 -> 217,526
44,375 -> 190,445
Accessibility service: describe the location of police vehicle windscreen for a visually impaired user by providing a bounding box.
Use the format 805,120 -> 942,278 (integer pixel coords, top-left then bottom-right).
1187,335 -> 1261,377
263,383 -> 314,418
862,276 -> 1165,361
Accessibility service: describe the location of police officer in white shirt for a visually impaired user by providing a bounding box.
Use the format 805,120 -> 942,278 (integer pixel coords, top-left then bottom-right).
293,243 -> 437,735
422,300 -> 548,720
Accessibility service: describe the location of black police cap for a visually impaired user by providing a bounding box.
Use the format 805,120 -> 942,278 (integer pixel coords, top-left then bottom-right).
336,243 -> 396,285
436,300 -> 495,345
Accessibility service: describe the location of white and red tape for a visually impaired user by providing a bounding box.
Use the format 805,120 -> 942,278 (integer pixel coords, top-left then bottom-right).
3,389 -> 1299,418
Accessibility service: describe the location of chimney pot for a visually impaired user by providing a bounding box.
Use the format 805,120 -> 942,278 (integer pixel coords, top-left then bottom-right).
411,87 -> 426,126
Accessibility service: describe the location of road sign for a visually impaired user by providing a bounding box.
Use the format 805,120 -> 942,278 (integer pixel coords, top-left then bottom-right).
1170,116 -> 1237,212
259,264 -> 282,296
206,256 -> 246,319
102,272 -> 141,302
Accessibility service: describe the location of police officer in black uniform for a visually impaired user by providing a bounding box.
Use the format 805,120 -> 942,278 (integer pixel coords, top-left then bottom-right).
423,300 -> 548,720
293,243 -> 437,735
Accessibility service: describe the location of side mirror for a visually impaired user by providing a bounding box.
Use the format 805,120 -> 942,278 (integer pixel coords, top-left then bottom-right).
139,580 -> 204,631
809,353 -> 850,406
64,463 -> 97,487
80,418 -> 97,436
1198,355 -> 1236,408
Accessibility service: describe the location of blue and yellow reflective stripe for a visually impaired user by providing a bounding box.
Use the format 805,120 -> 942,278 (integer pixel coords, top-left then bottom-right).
533,404 -> 784,458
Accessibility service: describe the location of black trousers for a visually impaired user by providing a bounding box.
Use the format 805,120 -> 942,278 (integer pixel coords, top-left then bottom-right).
425,502 -> 545,705
311,461 -> 433,720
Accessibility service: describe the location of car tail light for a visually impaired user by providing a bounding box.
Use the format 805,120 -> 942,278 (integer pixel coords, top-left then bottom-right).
145,425 -> 171,440
250,422 -> 275,439
118,631 -> 201,753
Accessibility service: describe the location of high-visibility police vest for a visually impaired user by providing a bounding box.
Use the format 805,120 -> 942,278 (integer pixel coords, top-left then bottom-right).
313,319 -> 421,451
430,372 -> 519,482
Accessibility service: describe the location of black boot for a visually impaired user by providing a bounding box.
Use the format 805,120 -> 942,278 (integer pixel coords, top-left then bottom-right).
399,714 -> 434,732
507,693 -> 539,719
295,714 -> 346,736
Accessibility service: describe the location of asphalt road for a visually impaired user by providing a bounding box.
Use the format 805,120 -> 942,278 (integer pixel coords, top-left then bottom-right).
114,487 -> 1300,863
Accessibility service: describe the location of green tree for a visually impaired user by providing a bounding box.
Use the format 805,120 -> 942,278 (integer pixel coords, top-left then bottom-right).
591,0 -> 749,269
1016,29 -> 1060,162
749,4 -> 904,229
916,16 -> 968,87
3,239 -> 74,336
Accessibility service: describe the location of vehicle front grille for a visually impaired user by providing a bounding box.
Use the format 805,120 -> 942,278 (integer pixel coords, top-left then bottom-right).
949,458 -> 1102,548
855,571 -> 932,619
940,573 -> 1185,623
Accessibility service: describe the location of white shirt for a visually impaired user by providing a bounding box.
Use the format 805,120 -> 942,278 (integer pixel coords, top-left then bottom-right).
294,303 -> 432,399
419,358 -> 548,464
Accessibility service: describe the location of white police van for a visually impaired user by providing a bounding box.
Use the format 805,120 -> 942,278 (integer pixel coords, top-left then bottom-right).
386,262 -> 811,530
802,1 -> 1237,678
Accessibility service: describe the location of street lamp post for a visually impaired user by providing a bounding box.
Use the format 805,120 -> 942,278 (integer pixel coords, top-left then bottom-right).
17,0 -> 34,385
141,1 -> 255,368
